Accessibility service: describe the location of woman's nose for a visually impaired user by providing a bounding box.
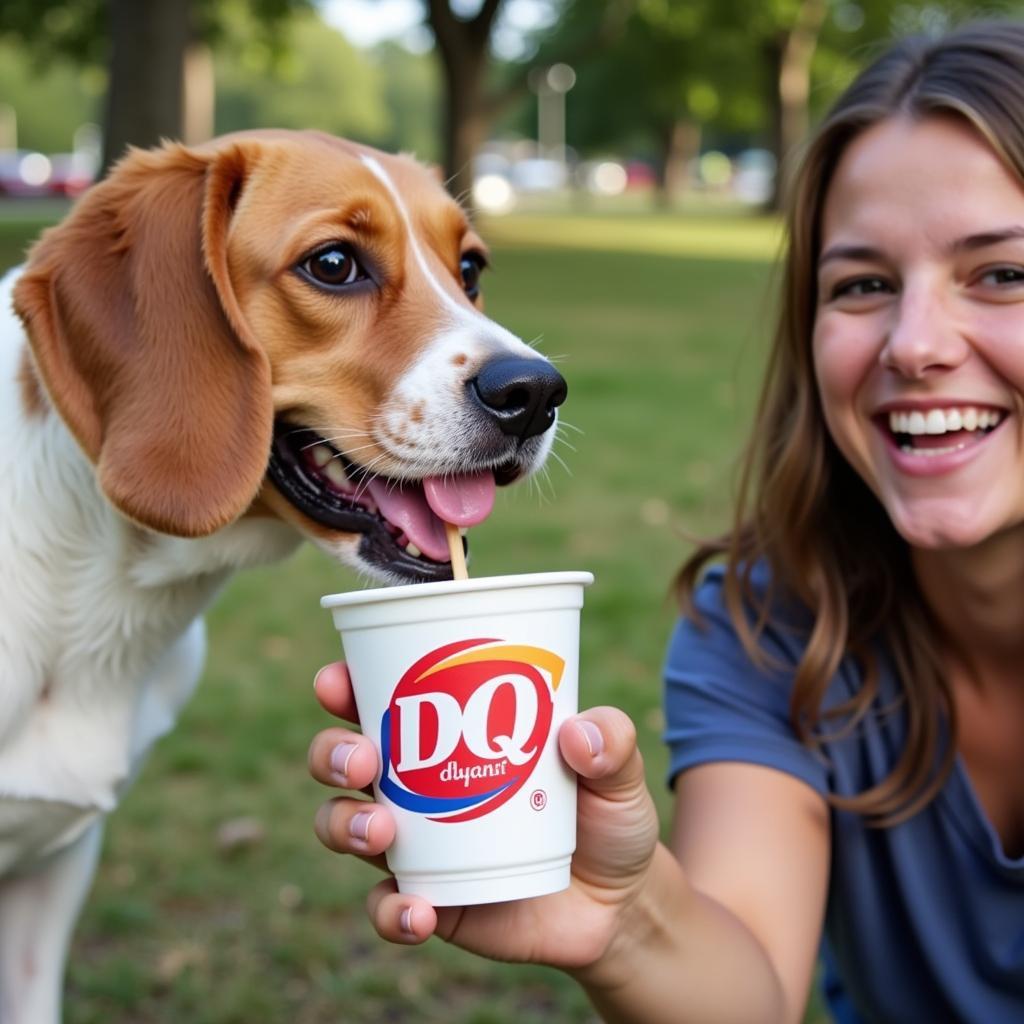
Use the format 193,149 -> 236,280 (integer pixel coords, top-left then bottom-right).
879,285 -> 970,379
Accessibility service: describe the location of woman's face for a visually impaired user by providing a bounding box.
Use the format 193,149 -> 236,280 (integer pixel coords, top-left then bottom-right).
813,114 -> 1024,550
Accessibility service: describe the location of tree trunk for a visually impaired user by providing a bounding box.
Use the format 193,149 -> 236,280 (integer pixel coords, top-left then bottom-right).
655,117 -> 700,208
765,0 -> 827,211
102,0 -> 190,173
440,54 -> 489,208
426,0 -> 629,215
427,0 -> 503,215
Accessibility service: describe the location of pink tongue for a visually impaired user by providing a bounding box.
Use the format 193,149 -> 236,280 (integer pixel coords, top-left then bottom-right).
363,472 -> 495,563
912,430 -> 978,449
423,472 -> 495,527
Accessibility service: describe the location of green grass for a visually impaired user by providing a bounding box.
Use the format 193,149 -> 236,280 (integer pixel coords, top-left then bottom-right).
1,202 -> 826,1022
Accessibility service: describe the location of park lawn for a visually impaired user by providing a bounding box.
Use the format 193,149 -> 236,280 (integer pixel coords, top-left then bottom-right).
0,205 -> 827,1023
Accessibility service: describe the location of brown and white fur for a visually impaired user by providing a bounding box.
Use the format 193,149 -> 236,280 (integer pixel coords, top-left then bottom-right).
0,130 -> 565,1023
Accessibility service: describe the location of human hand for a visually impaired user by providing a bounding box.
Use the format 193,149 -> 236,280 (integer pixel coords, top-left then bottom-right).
309,661 -> 660,972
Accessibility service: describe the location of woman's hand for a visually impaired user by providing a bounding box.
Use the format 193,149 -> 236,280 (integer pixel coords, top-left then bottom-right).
309,661 -> 660,972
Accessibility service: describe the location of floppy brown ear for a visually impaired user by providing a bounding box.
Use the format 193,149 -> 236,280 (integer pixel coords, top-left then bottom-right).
12,141 -> 272,537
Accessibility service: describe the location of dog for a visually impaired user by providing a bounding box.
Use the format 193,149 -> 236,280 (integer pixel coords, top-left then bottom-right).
0,129 -> 566,1023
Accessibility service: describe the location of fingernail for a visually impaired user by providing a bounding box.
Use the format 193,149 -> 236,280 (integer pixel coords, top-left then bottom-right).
314,666 -> 327,692
400,906 -> 416,936
349,809 -> 376,843
577,720 -> 604,757
329,743 -> 358,782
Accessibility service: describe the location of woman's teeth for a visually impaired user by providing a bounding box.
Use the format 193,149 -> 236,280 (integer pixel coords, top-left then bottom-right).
887,406 -> 1001,435
886,406 -> 1005,457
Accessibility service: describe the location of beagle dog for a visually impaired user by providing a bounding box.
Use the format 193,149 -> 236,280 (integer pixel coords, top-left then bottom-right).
0,129 -> 565,1023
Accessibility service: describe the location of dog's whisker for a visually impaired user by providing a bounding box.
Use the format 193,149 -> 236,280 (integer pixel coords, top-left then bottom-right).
556,419 -> 584,436
299,436 -> 367,453
298,432 -> 371,454
553,422 -> 578,446
526,474 -> 540,504
547,449 -> 572,477
534,466 -> 555,505
305,431 -> 369,443
305,423 -> 367,433
351,456 -> 392,503
328,442 -> 379,458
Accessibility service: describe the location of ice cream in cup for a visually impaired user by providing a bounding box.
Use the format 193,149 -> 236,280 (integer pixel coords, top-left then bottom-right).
321,570 -> 593,906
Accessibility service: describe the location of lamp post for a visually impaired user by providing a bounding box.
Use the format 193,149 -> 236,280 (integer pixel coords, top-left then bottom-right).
531,63 -> 576,165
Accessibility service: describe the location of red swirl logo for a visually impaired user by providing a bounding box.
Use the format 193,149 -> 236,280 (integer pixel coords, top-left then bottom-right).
378,639 -> 564,822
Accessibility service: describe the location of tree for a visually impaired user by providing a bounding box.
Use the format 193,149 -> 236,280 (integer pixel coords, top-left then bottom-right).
426,0 -> 502,203
525,0 -> 741,205
214,8 -> 391,143
419,0 -> 630,206
520,0 -> 1024,210
0,0 -> 310,173
105,0 -> 192,169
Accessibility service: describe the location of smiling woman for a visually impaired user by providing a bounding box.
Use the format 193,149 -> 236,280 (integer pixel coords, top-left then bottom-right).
812,114 -> 1024,549
308,18 -> 1024,1024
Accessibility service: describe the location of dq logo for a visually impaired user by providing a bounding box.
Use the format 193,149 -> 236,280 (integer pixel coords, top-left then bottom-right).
379,638 -> 564,822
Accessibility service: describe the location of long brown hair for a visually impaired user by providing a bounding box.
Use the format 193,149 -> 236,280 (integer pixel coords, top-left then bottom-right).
677,20 -> 1024,823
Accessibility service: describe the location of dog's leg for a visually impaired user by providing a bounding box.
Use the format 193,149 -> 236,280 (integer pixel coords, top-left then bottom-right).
0,821 -> 104,1024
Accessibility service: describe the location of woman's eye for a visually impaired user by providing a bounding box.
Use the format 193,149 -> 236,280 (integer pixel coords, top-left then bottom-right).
979,265 -> 1024,286
831,276 -> 891,299
460,253 -> 487,299
301,245 -> 366,288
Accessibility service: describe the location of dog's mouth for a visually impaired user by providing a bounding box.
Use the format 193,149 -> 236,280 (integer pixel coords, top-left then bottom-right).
266,420 -> 523,582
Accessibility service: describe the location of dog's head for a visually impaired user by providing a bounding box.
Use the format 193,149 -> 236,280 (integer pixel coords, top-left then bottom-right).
13,130 -> 566,583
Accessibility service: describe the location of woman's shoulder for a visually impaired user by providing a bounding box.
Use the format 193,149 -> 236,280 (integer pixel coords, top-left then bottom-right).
682,558 -> 814,664
671,557 -> 897,719
664,558 -> 835,793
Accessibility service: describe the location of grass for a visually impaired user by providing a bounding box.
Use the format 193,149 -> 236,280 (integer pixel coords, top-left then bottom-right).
0,199 -> 826,1022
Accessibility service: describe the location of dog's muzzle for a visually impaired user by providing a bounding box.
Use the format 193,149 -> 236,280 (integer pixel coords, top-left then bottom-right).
468,357 -> 567,442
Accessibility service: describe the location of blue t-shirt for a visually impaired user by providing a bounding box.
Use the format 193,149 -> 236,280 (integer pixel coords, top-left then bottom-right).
664,563 -> 1024,1024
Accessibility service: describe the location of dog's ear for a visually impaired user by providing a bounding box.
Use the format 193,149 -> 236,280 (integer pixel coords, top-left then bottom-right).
12,141 -> 272,538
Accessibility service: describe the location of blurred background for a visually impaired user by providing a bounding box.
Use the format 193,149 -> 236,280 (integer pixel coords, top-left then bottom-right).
1,1 -> 1020,1021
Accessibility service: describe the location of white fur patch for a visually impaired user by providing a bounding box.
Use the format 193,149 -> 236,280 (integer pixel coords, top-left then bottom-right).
358,155 -> 557,476
0,267 -> 303,867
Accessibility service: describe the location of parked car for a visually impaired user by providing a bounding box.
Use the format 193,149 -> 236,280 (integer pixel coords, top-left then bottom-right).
0,149 -> 96,198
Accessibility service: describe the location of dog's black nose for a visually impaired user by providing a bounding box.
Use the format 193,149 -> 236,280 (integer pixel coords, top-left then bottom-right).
469,357 -> 567,441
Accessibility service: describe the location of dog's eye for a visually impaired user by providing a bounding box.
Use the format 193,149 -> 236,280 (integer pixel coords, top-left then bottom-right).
460,252 -> 487,300
301,245 -> 366,288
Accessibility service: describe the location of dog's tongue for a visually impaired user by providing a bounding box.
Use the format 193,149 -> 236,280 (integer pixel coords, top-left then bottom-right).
423,473 -> 495,527
363,472 -> 495,563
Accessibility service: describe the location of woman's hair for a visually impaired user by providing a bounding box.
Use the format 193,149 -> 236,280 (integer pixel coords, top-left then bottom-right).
676,19 -> 1024,823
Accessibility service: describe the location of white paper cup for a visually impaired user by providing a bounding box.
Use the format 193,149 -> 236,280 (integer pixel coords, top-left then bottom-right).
321,571 -> 593,906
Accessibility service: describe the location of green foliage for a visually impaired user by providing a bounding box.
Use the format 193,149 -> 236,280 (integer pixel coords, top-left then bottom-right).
0,0 -> 311,65
0,3 -> 440,159
0,0 -> 106,65
372,41 -> 441,162
510,0 -> 771,158
214,9 -> 390,141
0,41 -> 101,152
213,11 -> 440,154
505,0 -> 1024,163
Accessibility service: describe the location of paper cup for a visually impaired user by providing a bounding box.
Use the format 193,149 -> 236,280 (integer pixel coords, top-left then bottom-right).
321,571 -> 593,906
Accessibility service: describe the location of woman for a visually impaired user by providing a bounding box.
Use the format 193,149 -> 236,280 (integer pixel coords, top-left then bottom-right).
308,20 -> 1024,1022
